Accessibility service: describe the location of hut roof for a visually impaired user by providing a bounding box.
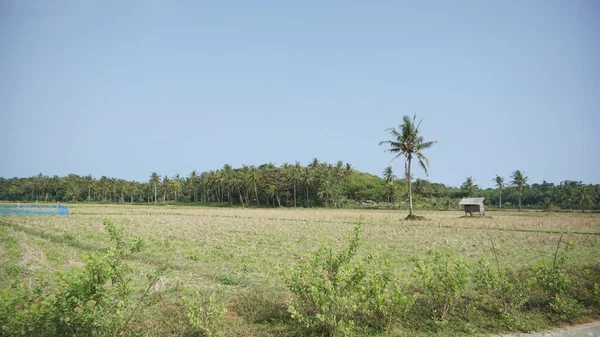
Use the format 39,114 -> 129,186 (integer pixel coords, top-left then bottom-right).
458,197 -> 485,205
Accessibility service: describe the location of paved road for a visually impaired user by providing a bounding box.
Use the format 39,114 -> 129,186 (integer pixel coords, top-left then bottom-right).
493,321 -> 600,337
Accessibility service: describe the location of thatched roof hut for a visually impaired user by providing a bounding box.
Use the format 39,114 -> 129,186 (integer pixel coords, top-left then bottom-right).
459,197 -> 485,216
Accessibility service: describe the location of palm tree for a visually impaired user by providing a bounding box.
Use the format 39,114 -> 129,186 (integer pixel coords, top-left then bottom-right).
414,179 -> 431,198
383,166 -> 396,203
302,166 -> 314,207
34,173 -> 47,202
288,162 -> 302,208
246,165 -> 261,207
8,182 -> 23,200
222,164 -> 234,205
149,172 -> 160,203
116,179 -> 126,203
162,175 -> 170,202
334,160 -> 346,208
379,115 -> 437,219
461,177 -> 478,197
171,175 -> 182,202
575,185 -> 595,212
386,181 -> 398,205
188,171 -> 198,202
494,175 -> 505,208
510,170 -> 529,211
383,166 -> 395,183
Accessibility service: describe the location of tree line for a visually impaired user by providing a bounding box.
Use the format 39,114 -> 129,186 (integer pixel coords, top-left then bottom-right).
1,115 -> 597,211
0,160 -> 352,208
0,164 -> 598,210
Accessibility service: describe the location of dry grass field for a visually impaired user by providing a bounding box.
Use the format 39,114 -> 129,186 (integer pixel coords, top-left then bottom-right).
1,204 -> 599,336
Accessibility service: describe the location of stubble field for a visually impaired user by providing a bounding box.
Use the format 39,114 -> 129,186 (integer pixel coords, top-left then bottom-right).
1,204 -> 599,336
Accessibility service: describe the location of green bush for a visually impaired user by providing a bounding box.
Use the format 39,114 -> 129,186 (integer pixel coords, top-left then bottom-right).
474,259 -> 530,327
411,251 -> 469,325
532,238 -> 584,321
354,255 -> 416,330
282,219 -> 414,336
183,290 -> 227,337
0,281 -> 55,336
0,219 -> 159,337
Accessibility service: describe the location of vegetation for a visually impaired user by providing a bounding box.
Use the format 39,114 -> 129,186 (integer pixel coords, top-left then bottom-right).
494,175 -> 505,208
1,170 -> 599,212
1,172 -> 599,212
379,114 -> 438,219
461,177 -> 479,197
0,219 -> 162,336
0,205 -> 598,336
511,170 -> 529,211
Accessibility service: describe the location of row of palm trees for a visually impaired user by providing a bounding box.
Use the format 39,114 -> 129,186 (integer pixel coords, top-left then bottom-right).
1,115 -> 597,212
172,160 -> 353,207
460,172 -> 596,211
0,160 -> 354,208
1,168 -> 596,210
461,171 -> 528,210
378,114 -> 598,216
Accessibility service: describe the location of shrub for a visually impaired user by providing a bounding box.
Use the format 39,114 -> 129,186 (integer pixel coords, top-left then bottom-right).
474,259 -> 530,327
0,219 -> 160,337
411,251 -> 469,325
282,219 -> 414,336
473,235 -> 531,328
354,255 -> 416,330
183,290 -> 227,337
532,236 -> 584,321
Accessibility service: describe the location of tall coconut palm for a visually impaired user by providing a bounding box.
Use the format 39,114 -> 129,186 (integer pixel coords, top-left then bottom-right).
287,162 -> 302,208
302,166 -> 314,207
379,115 -> 437,219
171,175 -> 182,202
246,165 -> 261,207
334,160 -> 346,208
188,170 -> 198,202
494,175 -> 505,208
149,172 -> 160,203
162,175 -> 170,202
510,170 -> 529,211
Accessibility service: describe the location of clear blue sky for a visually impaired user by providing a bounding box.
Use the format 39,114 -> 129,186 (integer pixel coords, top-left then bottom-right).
1,1 -> 598,188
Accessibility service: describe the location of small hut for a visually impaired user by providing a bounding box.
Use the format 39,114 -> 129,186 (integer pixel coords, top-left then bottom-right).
459,197 -> 485,216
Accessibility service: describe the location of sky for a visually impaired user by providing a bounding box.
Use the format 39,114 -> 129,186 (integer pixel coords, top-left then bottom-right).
1,1 -> 598,189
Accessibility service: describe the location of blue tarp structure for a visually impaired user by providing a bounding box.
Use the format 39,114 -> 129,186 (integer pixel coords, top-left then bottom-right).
0,204 -> 69,216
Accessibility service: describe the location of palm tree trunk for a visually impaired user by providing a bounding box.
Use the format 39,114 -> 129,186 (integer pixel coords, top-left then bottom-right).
518,188 -> 522,211
407,158 -> 413,217
499,192 -> 502,208
306,186 -> 310,208
254,183 -> 260,207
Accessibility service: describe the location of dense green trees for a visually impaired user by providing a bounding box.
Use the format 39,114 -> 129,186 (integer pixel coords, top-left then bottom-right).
0,168 -> 598,211
379,115 -> 437,219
